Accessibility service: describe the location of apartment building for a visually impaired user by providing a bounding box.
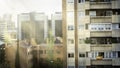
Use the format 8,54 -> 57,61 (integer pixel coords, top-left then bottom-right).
18,12 -> 48,44
62,0 -> 120,68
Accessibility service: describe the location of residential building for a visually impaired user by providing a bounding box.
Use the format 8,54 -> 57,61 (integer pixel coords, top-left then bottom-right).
18,12 -> 48,44
62,0 -> 120,68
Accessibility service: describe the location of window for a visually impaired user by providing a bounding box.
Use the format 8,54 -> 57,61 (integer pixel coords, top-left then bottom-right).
105,24 -> 111,30
90,11 -> 96,16
67,0 -> 74,3
68,53 -> 74,58
112,52 -> 117,58
112,37 -> 120,43
106,11 -> 112,16
68,39 -> 74,44
78,0 -> 85,3
118,51 -> 120,58
79,53 -> 85,57
98,52 -> 104,58
85,24 -> 88,29
105,52 -> 112,58
68,25 -> 74,30
118,24 -> 120,29
104,0 -> 111,2
89,24 -> 112,31
91,52 -> 98,59
112,24 -> 120,29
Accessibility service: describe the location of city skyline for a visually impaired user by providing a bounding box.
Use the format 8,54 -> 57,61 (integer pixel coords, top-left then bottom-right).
0,0 -> 62,19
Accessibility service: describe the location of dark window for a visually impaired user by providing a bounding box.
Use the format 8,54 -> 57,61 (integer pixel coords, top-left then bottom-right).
68,25 -> 74,30
79,53 -> 85,57
118,24 -> 120,28
68,53 -> 74,58
85,24 -> 88,29
98,52 -> 104,58
68,39 -> 74,44
78,0 -> 85,3
118,51 -> 120,58
112,37 -> 120,43
104,0 -> 111,2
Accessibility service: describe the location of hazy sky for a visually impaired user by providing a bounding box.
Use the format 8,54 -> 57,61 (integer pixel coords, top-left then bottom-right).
0,0 -> 62,16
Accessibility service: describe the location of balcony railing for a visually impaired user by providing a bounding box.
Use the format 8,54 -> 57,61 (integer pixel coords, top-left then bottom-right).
91,59 -> 112,65
90,31 -> 112,37
90,2 -> 111,9
90,16 -> 112,23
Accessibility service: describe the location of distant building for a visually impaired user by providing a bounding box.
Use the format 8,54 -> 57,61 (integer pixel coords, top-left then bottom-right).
51,12 -> 62,38
18,12 -> 48,44
50,12 -> 63,44
17,42 -> 63,68
0,14 -> 17,43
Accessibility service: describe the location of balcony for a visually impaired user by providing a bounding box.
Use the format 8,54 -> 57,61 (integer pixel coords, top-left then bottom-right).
112,15 -> 120,23
91,44 -> 112,51
112,1 -> 120,9
112,29 -> 120,37
90,31 -> 112,37
90,16 -> 112,23
91,59 -> 112,65
112,58 -> 120,65
90,2 -> 111,9
112,44 -> 120,51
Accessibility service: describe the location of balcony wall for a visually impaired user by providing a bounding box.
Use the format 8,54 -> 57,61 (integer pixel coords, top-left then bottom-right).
90,2 -> 111,9
78,30 -> 90,38
112,1 -> 120,9
91,59 -> 112,65
112,58 -> 120,66
90,31 -> 112,37
112,15 -> 120,23
91,44 -> 112,51
90,16 -> 112,23
112,29 -> 120,37
112,44 -> 120,51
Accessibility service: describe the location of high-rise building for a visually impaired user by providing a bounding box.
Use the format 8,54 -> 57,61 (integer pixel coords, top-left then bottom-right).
51,12 -> 63,44
63,0 -> 120,68
18,12 -> 48,44
0,14 -> 17,43
51,12 -> 62,38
